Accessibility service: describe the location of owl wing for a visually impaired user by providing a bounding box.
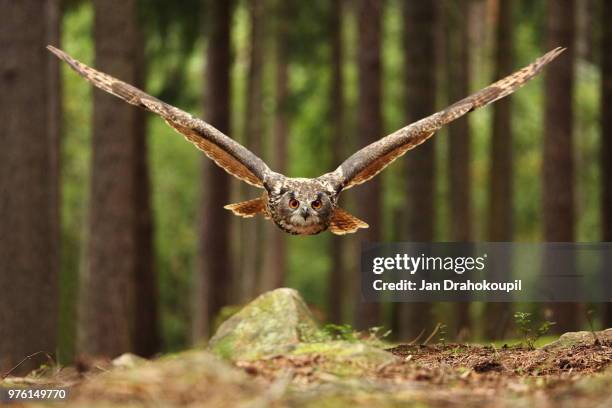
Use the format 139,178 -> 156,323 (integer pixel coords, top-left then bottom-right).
48,45 -> 271,188
321,47 -> 565,192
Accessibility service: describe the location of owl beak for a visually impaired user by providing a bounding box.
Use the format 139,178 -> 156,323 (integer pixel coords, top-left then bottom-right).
300,207 -> 310,219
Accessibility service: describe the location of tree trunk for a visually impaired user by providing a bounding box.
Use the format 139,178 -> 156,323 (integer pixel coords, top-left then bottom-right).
601,0 -> 612,328
193,0 -> 234,341
394,0 -> 438,341
354,0 -> 383,330
445,0 -> 472,339
0,0 -> 60,374
240,0 -> 266,300
132,31 -> 160,357
79,0 -> 142,357
46,0 -> 61,270
485,0 -> 514,340
329,0 -> 345,324
543,0 -> 579,333
267,0 -> 290,290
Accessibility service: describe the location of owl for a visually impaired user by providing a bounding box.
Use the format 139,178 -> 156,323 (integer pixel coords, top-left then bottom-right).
48,46 -> 564,235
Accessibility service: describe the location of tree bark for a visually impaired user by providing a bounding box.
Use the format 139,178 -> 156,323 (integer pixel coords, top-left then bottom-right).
354,0 -> 383,330
445,0 -> 472,339
240,0 -> 266,301
193,0 -> 234,341
79,0 -> 143,357
0,0 -> 60,374
329,0 -> 345,324
267,0 -> 290,290
485,0 -> 514,340
131,31 -> 160,357
394,0 -> 438,341
601,0 -> 612,328
543,0 -> 579,333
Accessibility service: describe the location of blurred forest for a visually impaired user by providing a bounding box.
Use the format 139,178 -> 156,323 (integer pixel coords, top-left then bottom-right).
1,0 -> 611,373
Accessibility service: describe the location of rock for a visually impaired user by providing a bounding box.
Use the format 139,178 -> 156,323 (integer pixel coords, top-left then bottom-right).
209,288 -> 397,367
209,288 -> 320,360
111,353 -> 147,369
542,328 -> 612,350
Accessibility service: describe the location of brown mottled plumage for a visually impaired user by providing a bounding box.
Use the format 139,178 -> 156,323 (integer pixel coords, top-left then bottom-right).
48,45 -> 564,235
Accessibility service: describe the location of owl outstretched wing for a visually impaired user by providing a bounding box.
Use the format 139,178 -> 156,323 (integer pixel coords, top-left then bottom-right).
48,45 -> 272,188
322,47 -> 565,192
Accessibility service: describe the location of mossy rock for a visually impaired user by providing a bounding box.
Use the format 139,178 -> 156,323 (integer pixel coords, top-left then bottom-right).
209,288 -> 320,360
542,328 -> 612,350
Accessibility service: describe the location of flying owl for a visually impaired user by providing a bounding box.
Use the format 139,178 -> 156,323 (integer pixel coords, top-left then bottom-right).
48,46 -> 564,236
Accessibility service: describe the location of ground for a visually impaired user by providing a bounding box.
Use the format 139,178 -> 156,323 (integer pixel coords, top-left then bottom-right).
2,289 -> 610,407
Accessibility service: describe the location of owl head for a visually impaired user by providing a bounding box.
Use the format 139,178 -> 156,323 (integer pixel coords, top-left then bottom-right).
269,178 -> 335,235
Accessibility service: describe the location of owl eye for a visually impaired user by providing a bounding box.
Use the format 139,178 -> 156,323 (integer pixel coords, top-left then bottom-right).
289,198 -> 300,209
311,199 -> 322,210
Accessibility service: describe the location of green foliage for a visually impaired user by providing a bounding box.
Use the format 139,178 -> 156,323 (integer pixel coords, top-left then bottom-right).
514,312 -> 556,350
321,324 -> 359,342
438,324 -> 448,345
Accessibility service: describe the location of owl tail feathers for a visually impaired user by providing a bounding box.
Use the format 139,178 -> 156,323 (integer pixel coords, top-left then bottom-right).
224,197 -> 269,219
329,207 -> 369,235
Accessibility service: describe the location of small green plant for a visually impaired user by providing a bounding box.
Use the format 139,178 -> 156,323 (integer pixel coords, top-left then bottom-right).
513,312 -> 555,349
586,309 -> 601,345
321,323 -> 359,342
438,324 -> 448,345
367,326 -> 392,341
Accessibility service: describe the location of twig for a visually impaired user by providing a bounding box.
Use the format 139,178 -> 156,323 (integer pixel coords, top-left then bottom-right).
423,323 -> 441,345
1,351 -> 55,380
408,328 -> 426,346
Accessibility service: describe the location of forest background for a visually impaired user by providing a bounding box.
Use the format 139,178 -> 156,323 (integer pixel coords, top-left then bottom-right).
1,0 -> 610,372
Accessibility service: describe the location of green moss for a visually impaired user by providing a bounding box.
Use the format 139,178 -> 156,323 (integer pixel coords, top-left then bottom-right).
209,288 -> 320,361
291,341 -> 396,366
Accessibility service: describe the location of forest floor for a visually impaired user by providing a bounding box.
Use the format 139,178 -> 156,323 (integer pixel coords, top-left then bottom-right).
2,338 -> 610,407
3,288 -> 611,407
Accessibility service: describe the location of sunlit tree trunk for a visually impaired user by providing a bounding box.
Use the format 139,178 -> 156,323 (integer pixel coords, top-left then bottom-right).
193,0 -> 234,341
485,0 -> 514,340
395,0 -> 438,341
354,0 -> 383,330
543,0 -> 579,333
0,0 -> 60,374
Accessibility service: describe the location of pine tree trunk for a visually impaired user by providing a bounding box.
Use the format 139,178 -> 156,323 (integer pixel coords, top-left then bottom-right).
79,0 -> 141,357
46,0 -> 61,271
485,0 -> 514,340
240,0 -> 266,300
601,0 -> 612,328
268,0 -> 290,290
0,0 -> 60,374
193,0 -> 234,341
543,0 -> 579,333
395,0 -> 438,341
329,0 -> 345,324
131,31 -> 160,357
445,0 -> 472,339
354,0 -> 383,330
